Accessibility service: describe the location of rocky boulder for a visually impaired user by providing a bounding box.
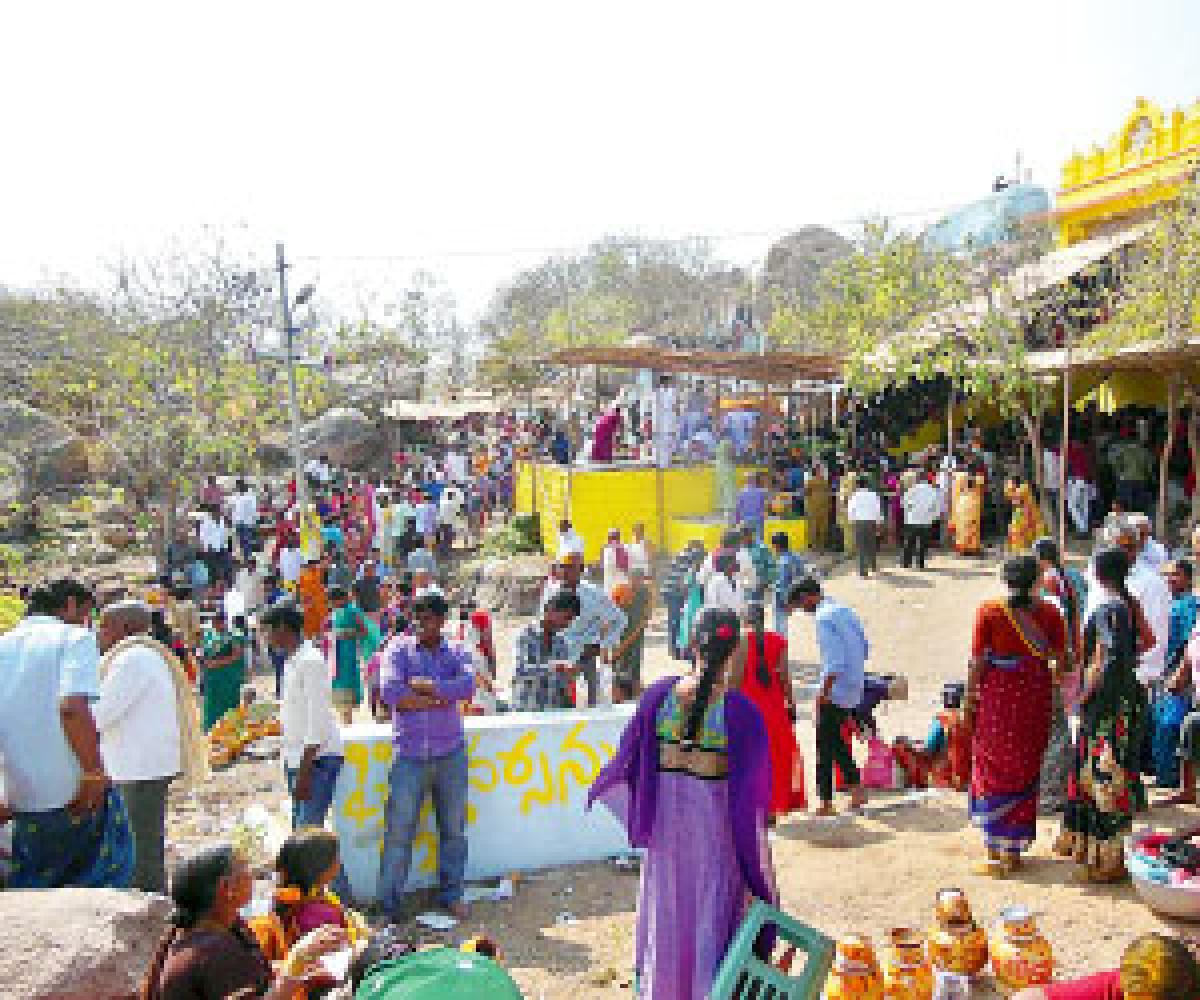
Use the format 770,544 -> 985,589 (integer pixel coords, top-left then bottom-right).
296,407 -> 385,470
471,553 -> 552,617
0,888 -> 171,999
0,400 -> 92,490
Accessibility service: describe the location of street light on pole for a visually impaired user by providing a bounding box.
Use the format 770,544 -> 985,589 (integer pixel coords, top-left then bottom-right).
276,242 -> 312,515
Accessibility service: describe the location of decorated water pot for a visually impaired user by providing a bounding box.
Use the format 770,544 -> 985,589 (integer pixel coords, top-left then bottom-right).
825,934 -> 884,1000
882,927 -> 933,1000
989,906 -> 1053,994
927,889 -> 988,977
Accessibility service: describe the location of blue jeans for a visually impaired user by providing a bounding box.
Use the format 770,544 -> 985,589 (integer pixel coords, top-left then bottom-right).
236,522 -> 256,560
773,602 -> 790,637
286,755 -> 351,898
378,744 -> 469,913
285,755 -> 343,829
665,597 -> 684,660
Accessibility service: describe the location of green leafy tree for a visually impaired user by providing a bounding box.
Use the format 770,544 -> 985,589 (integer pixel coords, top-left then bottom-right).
1086,182 -> 1200,530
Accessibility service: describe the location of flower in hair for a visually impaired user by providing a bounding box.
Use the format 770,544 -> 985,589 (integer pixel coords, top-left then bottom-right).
716,624 -> 734,639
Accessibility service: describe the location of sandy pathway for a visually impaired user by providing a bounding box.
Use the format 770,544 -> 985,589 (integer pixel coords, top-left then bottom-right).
172,547 -> 1200,998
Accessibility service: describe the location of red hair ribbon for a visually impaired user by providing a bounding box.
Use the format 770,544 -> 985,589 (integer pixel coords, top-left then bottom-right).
716,624 -> 734,639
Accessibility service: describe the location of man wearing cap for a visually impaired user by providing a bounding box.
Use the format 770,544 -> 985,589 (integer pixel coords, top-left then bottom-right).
378,591 -> 475,920
539,554 -> 626,706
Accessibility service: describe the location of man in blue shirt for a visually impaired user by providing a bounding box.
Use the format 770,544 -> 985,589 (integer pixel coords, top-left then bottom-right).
788,576 -> 868,815
771,532 -> 809,636
1165,559 -> 1198,671
539,555 -> 626,705
733,472 -> 770,542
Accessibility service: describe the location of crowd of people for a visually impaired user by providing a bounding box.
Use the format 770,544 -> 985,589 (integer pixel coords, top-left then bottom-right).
4,393 -> 1200,999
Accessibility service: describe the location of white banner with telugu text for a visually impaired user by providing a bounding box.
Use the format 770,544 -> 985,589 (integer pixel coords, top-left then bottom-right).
331,707 -> 634,901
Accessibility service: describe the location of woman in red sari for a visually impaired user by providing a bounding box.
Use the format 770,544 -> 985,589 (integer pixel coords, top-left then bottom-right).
739,603 -> 806,817
966,555 -> 1065,876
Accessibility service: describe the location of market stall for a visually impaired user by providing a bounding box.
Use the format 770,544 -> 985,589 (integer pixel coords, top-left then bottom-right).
517,345 -> 843,557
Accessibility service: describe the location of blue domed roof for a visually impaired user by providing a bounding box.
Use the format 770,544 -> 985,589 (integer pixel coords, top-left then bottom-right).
925,184 -> 1051,252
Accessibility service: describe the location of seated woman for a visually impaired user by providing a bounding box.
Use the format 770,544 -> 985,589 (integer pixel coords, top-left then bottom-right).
1012,933 -> 1198,1000
142,843 -> 346,999
250,828 -> 367,964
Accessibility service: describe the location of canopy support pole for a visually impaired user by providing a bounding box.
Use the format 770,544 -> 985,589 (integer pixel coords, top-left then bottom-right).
1059,344 -> 1071,550
654,368 -> 668,556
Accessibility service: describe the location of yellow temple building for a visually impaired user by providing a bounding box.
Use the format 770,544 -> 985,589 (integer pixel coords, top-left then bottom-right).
1056,96 -> 1200,247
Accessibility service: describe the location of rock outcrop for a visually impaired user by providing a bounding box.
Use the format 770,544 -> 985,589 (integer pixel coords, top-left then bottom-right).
296,407 -> 386,471
0,888 -> 171,999
0,400 -> 93,490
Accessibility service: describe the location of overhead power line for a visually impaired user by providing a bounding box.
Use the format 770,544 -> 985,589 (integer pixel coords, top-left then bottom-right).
290,195 -> 990,265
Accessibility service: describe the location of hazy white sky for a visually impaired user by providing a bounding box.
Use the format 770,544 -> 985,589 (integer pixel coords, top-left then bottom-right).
3,0 -> 1199,318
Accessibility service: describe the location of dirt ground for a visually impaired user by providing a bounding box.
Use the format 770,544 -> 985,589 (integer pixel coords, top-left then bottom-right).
172,545 -> 1200,999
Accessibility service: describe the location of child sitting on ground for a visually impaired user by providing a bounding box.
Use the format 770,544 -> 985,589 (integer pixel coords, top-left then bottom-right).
250,828 -> 367,969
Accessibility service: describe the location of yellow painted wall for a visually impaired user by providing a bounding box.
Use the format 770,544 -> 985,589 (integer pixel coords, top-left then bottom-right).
1058,97 -> 1200,246
515,462 -> 768,560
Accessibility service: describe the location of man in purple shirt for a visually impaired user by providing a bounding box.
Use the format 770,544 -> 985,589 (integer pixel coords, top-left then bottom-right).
734,472 -> 771,540
377,591 -> 475,919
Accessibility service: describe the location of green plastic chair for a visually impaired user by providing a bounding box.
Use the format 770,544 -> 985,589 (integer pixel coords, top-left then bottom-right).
710,899 -> 835,1000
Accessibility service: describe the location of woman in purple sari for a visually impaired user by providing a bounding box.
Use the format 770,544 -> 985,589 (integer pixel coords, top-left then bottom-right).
589,608 -> 777,999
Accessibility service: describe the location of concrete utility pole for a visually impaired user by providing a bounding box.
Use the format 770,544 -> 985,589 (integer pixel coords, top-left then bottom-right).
276,242 -> 309,514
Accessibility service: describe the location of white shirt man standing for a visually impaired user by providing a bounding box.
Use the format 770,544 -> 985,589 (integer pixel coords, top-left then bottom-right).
94,600 -> 184,894
278,541 -> 303,586
901,475 -> 941,571
230,480 -> 259,561
1092,518 -> 1171,684
305,454 -> 333,485
263,602 -> 345,832
846,476 -> 883,578
445,448 -> 469,484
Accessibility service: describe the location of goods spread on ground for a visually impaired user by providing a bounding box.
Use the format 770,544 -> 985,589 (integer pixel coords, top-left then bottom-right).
208,701 -> 282,769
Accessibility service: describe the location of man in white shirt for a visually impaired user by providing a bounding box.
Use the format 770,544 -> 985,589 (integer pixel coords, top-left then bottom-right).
305,454 -> 333,486
229,479 -> 259,561
94,600 -> 182,893
278,540 -> 303,586
445,447 -> 469,484
1096,518 -> 1171,683
1042,446 -> 1062,528
901,474 -> 941,571
262,601 -> 345,831
1131,514 -> 1169,571
846,476 -> 883,578
652,375 -> 679,467
198,505 -> 230,585
556,519 -> 585,561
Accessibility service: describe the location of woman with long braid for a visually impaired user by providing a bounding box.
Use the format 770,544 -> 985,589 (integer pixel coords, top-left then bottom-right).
588,608 -> 777,1000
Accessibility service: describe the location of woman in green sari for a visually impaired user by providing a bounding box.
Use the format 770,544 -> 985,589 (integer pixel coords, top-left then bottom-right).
202,619 -> 247,731
329,585 -> 366,723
